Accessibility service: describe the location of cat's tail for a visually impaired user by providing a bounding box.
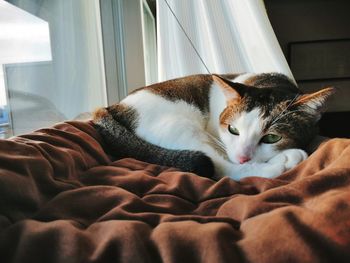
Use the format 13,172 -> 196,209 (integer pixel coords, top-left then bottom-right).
93,108 -> 215,178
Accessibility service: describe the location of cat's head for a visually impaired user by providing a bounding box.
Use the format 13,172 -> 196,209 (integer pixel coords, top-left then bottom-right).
213,74 -> 334,164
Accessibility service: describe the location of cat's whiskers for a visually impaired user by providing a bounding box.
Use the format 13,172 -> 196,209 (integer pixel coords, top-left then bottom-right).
273,109 -> 305,122
270,94 -> 300,126
269,109 -> 307,131
208,135 -> 226,150
270,122 -> 291,130
204,131 -> 227,157
270,108 -> 304,127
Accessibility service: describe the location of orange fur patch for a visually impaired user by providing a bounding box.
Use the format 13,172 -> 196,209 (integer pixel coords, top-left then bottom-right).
219,98 -> 243,127
292,87 -> 335,107
93,108 -> 109,121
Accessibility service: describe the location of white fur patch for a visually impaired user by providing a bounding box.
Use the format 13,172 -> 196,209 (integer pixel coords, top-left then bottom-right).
232,73 -> 256,84
122,90 -> 208,151
207,82 -> 228,136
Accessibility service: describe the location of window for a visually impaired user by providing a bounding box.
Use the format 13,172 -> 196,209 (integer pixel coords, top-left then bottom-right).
0,0 -> 157,138
142,0 -> 157,85
0,0 -> 107,137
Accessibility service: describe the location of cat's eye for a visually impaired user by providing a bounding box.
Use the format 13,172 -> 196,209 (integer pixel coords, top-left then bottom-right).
261,134 -> 282,144
228,125 -> 240,135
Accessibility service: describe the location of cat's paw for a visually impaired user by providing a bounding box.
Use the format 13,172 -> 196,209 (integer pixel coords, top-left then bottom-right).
269,149 -> 308,170
228,161 -> 287,180
256,162 -> 287,179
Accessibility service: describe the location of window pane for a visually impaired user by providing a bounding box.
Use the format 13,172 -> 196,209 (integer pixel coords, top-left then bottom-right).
0,0 -> 106,137
141,0 -> 158,85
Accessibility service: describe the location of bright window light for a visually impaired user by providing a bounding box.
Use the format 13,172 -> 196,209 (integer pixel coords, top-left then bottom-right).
0,1 -> 51,107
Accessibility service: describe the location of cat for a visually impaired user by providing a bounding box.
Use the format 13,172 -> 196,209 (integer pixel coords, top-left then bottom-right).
93,73 -> 334,180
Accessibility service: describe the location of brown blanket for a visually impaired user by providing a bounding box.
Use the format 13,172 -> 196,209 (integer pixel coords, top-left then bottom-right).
0,121 -> 349,263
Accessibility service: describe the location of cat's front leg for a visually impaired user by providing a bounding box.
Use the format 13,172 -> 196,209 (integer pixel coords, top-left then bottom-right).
225,149 -> 308,180
238,149 -> 308,178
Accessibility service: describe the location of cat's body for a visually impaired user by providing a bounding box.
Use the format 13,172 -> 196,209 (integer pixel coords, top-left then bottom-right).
94,73 -> 333,180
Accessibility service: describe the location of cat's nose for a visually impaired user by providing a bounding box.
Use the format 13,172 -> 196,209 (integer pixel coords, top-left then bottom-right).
238,156 -> 251,164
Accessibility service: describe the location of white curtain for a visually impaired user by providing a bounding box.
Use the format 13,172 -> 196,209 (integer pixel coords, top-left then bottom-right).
157,0 -> 293,81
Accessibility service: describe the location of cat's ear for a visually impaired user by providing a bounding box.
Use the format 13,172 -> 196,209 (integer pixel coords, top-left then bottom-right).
292,87 -> 335,115
212,74 -> 243,101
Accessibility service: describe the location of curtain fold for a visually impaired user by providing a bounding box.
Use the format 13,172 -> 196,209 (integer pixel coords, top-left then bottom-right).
157,0 -> 293,81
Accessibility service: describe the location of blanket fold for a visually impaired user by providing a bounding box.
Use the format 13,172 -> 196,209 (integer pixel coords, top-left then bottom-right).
0,121 -> 349,263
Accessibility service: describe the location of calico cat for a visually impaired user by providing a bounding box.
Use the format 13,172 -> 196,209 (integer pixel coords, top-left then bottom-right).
93,73 -> 334,180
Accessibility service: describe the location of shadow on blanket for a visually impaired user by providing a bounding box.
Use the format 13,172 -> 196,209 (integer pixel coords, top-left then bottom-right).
0,121 -> 349,263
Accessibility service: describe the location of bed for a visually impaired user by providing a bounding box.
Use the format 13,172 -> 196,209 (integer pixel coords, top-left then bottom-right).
0,121 -> 349,262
